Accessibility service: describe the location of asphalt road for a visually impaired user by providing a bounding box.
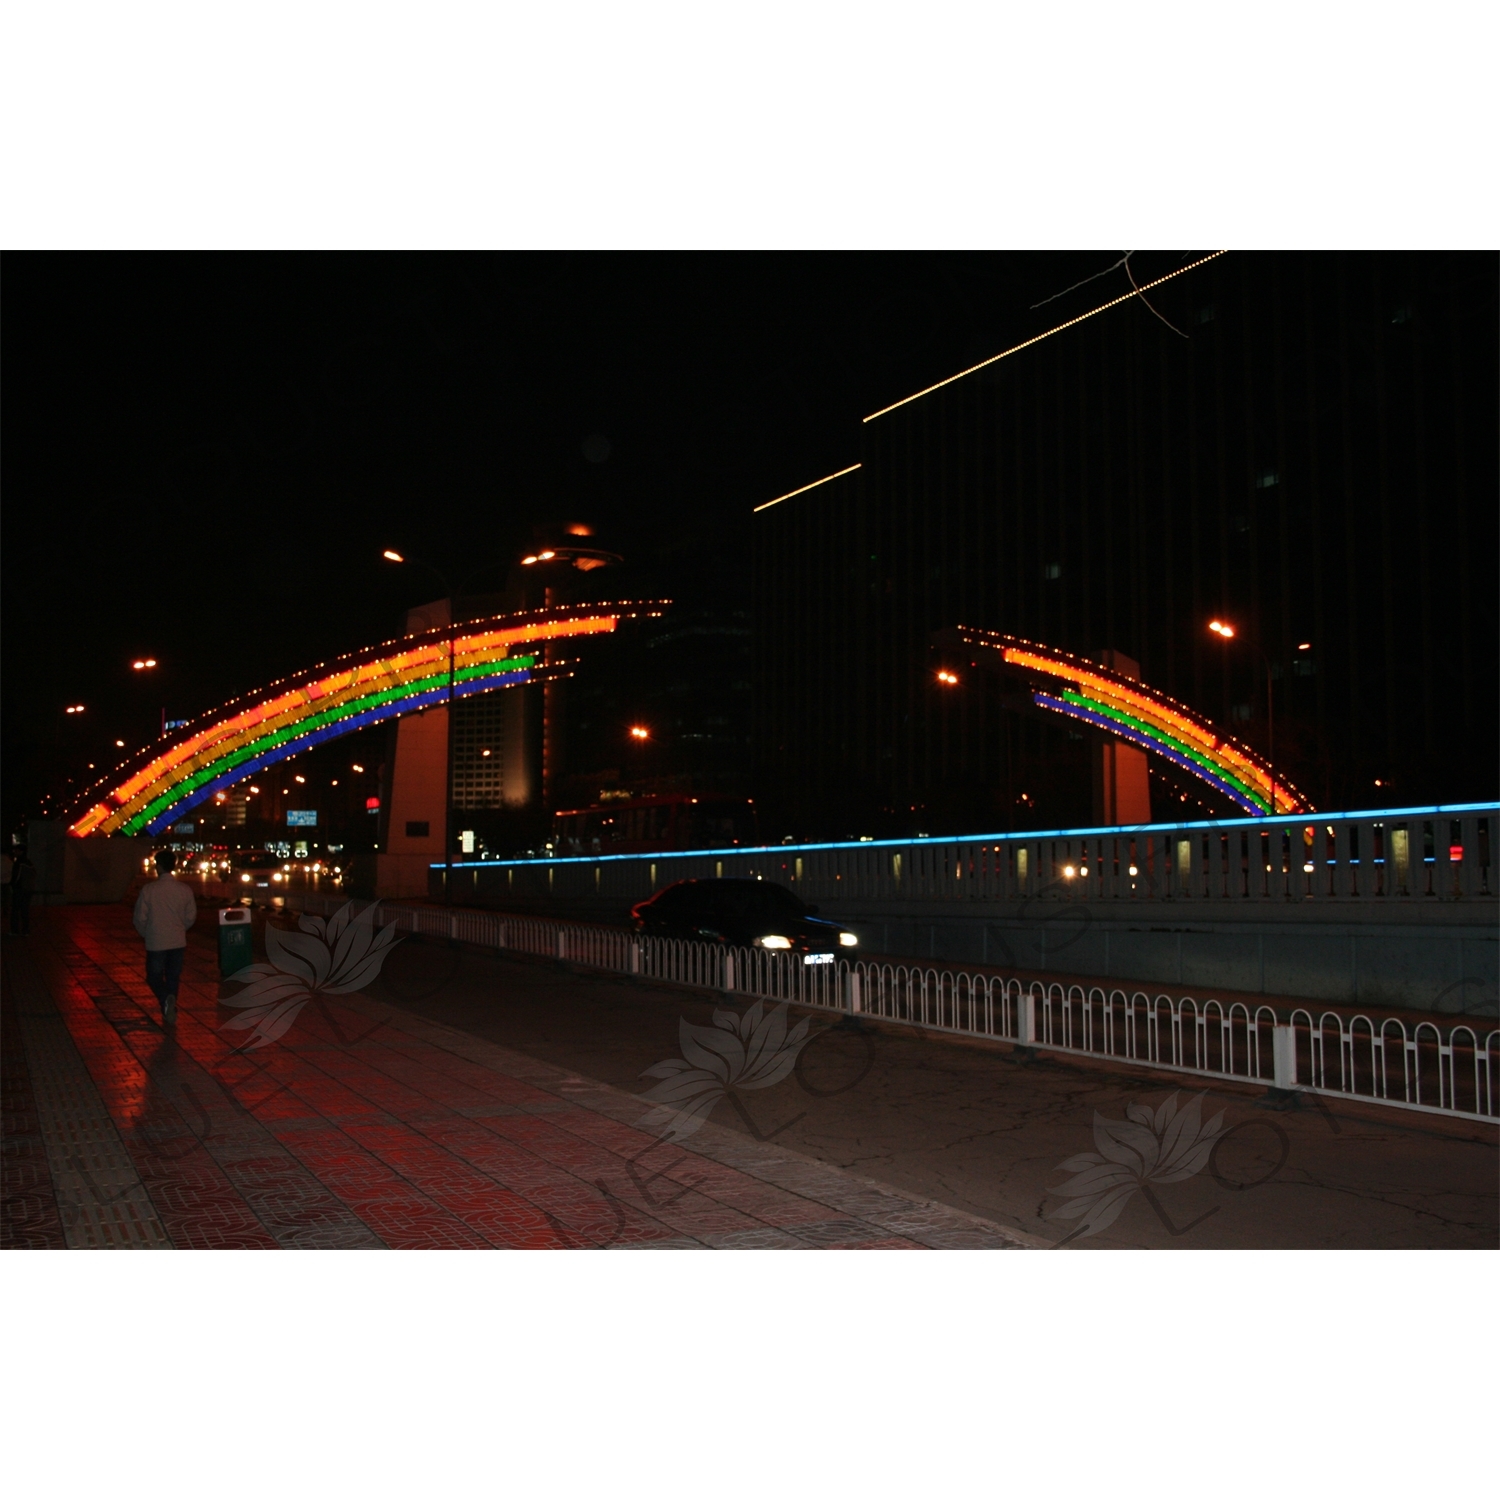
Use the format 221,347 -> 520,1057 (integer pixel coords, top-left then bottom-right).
366,934 -> 1500,1250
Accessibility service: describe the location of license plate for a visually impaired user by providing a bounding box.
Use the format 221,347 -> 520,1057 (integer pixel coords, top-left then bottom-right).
803,952 -> 834,965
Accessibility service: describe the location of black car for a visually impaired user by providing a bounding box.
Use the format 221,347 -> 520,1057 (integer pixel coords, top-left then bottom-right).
630,879 -> 857,962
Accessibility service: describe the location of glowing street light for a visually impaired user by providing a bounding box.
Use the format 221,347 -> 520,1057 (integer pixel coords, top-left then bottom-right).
1207,621 -> 1310,816
382,549 -> 404,562
132,658 -> 158,669
936,669 -> 960,685
65,704 -> 86,714
352,764 -> 365,773
629,726 -> 650,741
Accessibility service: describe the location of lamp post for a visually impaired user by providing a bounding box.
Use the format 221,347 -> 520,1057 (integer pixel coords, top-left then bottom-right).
1208,621 -> 1311,816
131,657 -> 164,738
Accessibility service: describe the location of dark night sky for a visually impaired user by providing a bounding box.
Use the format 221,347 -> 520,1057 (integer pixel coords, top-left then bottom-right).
5,250 -> 1172,830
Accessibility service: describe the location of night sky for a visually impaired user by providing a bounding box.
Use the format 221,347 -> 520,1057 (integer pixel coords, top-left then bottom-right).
5,250 -> 1164,833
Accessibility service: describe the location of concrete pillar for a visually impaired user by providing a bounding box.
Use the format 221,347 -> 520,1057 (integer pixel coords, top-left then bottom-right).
378,598 -> 450,900
1092,650 -> 1153,826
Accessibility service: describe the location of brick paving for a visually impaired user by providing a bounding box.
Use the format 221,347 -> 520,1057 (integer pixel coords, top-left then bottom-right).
1,907 -> 1031,1251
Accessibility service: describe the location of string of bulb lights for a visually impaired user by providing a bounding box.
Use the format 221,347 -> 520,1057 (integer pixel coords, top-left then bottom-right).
69,601 -> 666,838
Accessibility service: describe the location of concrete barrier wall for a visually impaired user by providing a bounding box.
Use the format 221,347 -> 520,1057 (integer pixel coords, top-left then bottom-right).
430,864 -> 1497,1017
805,897 -> 1497,1018
23,822 -> 152,905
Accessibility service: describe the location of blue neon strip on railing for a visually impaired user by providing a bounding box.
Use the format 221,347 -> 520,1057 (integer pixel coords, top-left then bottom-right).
434,801 -> 1500,868
143,667 -> 532,834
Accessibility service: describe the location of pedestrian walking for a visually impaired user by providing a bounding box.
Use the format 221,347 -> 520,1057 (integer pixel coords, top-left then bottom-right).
132,849 -> 198,1024
9,851 -> 37,934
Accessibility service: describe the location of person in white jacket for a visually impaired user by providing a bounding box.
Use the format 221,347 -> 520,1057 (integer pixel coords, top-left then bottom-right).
132,849 -> 199,1024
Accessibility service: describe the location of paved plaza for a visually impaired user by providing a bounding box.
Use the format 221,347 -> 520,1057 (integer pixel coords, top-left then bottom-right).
1,906 -> 1030,1250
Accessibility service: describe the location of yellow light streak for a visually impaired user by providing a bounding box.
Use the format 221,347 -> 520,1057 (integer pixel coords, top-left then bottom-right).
753,464 -> 862,514
863,253 -> 1228,423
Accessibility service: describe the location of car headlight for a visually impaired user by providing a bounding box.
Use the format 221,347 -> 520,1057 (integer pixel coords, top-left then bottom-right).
240,874 -> 252,883
755,935 -> 792,950
271,873 -> 283,882
839,932 -> 858,947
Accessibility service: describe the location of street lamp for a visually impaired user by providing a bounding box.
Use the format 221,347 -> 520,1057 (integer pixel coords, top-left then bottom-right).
129,657 -> 169,735
1208,621 -> 1311,815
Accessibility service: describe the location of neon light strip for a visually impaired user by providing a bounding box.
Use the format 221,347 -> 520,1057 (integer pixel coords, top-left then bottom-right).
124,660 -> 541,835
74,651 -> 545,837
1048,684 -> 1278,810
105,614 -> 616,809
864,253 -> 1227,422
753,463 -> 862,514
1049,690 -> 1271,811
110,653 -> 538,828
135,666 -> 540,835
434,803 -> 1500,868
982,634 -> 1307,814
70,602 -> 663,837
1035,693 -> 1266,815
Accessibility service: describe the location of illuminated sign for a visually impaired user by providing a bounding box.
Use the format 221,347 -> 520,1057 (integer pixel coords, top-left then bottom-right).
286,810 -> 318,827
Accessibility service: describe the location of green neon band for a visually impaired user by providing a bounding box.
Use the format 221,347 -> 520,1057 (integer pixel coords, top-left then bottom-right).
122,657 -> 535,832
1057,689 -> 1271,811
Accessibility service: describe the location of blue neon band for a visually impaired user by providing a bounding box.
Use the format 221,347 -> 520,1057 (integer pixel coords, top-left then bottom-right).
1032,691 -> 1268,815
432,798 -> 1500,868
143,668 -> 532,833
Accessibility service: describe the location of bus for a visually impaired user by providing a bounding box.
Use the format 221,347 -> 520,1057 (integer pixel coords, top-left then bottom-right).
552,795 -> 757,855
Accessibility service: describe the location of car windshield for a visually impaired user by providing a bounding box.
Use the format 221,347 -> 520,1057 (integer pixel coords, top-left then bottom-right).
232,852 -> 279,869
714,882 -> 805,919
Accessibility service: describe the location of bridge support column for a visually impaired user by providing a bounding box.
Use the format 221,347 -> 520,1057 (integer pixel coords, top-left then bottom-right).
1092,650 -> 1152,825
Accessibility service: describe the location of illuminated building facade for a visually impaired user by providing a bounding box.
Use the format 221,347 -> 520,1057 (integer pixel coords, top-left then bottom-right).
754,252 -> 1497,839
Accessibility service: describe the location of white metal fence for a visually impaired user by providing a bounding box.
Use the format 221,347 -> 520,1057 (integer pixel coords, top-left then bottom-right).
287,894 -> 1499,1122
447,803 -> 1498,910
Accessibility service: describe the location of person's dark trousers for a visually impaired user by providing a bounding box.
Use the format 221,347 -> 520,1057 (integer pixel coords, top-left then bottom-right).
145,947 -> 186,1016
10,895 -> 31,934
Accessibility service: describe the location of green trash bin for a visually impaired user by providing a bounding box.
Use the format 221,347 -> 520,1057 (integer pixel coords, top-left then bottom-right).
218,906 -> 254,977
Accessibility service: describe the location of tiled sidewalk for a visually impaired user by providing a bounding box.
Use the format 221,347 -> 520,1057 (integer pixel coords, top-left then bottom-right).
1,907 -> 1031,1251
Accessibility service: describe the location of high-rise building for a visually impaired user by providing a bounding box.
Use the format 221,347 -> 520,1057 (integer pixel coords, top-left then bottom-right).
753,252 -> 1498,839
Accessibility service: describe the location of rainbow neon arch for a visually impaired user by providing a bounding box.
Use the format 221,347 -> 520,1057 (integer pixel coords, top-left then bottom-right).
935,628 -> 1309,817
70,601 -> 666,838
